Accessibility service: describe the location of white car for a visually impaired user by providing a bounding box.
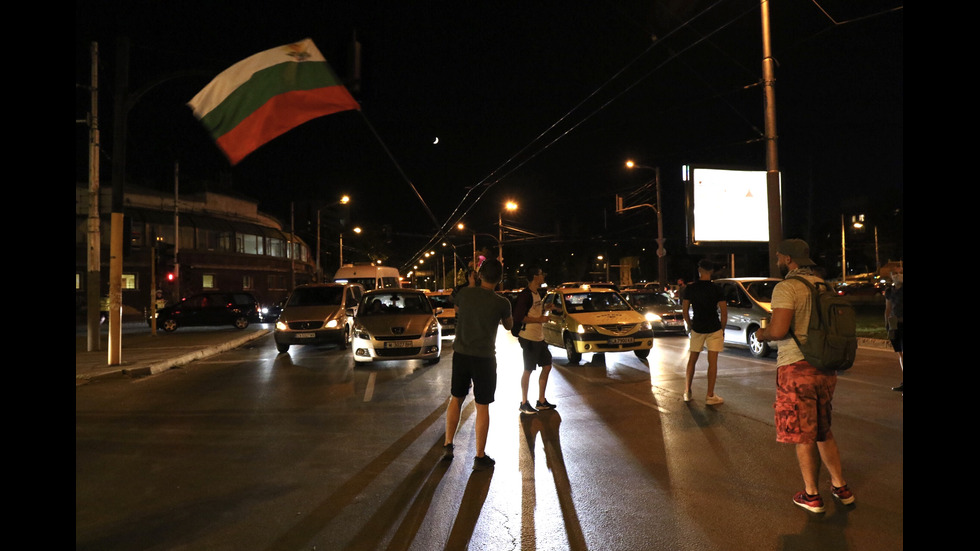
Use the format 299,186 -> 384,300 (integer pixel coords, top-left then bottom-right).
714,277 -> 781,358
352,289 -> 442,366
424,289 -> 457,336
541,287 -> 653,363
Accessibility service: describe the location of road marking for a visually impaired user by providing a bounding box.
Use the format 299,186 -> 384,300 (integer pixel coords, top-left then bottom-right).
363,372 -> 377,402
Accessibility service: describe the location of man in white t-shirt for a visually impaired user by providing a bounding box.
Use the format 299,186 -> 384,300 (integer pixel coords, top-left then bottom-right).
513,265 -> 555,414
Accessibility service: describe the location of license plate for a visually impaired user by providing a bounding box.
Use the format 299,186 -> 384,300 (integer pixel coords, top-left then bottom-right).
609,337 -> 635,344
296,333 -> 316,339
384,341 -> 414,348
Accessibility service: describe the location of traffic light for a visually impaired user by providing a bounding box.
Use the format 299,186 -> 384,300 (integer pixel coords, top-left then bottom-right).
166,271 -> 176,282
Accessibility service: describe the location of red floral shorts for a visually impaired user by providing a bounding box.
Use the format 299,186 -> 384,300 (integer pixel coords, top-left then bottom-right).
774,361 -> 837,444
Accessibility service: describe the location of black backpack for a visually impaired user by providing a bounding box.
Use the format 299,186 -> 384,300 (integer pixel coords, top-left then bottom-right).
511,288 -> 533,337
788,276 -> 857,371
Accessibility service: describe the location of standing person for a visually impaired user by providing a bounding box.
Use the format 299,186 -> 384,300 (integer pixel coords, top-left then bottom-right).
513,265 -> 555,414
884,264 -> 903,392
681,259 -> 727,405
754,239 -> 855,513
444,259 -> 514,470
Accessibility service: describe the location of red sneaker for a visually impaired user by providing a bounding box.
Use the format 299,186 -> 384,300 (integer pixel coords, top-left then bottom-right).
832,484 -> 856,505
793,491 -> 826,513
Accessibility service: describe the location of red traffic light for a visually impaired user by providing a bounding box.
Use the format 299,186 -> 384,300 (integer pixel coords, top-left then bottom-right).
166,272 -> 176,282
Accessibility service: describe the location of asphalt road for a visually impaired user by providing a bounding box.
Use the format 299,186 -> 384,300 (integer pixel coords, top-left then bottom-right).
76,329 -> 903,551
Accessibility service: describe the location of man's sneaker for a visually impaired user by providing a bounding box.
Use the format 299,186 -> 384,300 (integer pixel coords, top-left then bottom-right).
793,491 -> 826,513
683,392 -> 692,403
473,454 -> 496,470
536,400 -> 556,410
519,401 -> 538,414
832,484 -> 856,505
706,394 -> 725,405
442,443 -> 454,461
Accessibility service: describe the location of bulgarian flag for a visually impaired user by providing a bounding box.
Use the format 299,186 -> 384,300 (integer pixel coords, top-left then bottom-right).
188,38 -> 360,165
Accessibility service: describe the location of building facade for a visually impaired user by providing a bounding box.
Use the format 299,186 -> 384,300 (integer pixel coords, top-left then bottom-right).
75,184 -> 316,322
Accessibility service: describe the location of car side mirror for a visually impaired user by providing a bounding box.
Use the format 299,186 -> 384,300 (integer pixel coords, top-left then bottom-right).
434,307 -> 443,315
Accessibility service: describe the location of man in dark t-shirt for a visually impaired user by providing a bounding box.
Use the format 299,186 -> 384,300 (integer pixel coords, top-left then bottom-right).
680,259 -> 727,405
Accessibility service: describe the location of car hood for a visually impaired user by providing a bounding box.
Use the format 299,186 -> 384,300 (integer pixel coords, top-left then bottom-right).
636,305 -> 682,315
563,310 -> 646,324
357,314 -> 435,335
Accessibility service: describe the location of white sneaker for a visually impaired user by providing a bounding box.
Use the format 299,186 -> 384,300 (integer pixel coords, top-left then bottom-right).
706,394 -> 724,405
683,392 -> 692,402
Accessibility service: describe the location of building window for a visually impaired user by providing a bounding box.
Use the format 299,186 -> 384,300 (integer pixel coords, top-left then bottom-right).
268,237 -> 285,258
241,233 -> 263,255
243,275 -> 254,290
122,273 -> 137,289
202,274 -> 215,289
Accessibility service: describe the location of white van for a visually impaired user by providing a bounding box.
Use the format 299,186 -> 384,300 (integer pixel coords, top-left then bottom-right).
333,263 -> 401,291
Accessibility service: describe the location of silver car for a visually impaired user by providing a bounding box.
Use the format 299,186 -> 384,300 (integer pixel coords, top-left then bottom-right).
714,277 -> 781,358
352,289 -> 442,366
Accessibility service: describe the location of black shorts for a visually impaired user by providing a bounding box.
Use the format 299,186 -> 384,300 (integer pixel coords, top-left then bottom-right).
890,322 -> 903,353
451,352 -> 497,404
519,337 -> 552,371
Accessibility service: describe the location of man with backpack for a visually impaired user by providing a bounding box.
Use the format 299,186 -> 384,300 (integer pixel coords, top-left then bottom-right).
754,239 -> 856,514
512,265 -> 556,414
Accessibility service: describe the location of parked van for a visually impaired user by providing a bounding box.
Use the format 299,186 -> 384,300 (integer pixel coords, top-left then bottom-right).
333,263 -> 401,291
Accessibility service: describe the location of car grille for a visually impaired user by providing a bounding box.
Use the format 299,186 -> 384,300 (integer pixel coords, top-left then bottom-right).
288,321 -> 324,330
598,323 -> 638,335
376,348 -> 422,357
661,314 -> 683,323
376,335 -> 423,340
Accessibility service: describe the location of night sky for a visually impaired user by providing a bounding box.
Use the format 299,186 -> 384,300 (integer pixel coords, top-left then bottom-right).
76,1 -> 903,275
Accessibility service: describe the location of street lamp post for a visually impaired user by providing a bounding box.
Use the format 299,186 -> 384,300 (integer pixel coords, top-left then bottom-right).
339,226 -> 361,269
317,195 -> 350,281
623,161 -> 665,285
499,201 -> 518,288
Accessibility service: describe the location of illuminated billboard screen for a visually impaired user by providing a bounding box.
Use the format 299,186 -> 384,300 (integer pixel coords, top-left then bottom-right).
684,166 -> 779,244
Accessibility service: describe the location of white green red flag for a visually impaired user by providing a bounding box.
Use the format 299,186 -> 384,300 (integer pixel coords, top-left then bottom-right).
188,38 -> 360,165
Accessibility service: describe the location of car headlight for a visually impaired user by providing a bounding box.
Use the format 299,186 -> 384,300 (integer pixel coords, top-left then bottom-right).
641,321 -> 652,330
425,320 -> 439,337
577,324 -> 595,334
645,312 -> 662,323
275,321 -> 287,331
354,327 -> 370,340
325,319 -> 339,329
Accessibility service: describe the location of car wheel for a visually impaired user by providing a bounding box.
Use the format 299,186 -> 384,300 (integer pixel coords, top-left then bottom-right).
339,327 -> 350,349
564,335 -> 582,364
749,327 -> 771,358
276,342 -> 289,353
162,319 -> 178,332
234,316 -> 249,330
634,348 -> 650,360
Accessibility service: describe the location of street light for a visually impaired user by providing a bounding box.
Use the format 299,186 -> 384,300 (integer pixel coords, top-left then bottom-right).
317,195 -> 350,280
499,201 -> 518,288
339,226 -> 361,268
623,161 -> 665,286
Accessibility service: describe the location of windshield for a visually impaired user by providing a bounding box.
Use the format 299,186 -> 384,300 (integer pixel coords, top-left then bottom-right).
428,295 -> 454,309
286,287 -> 344,307
627,292 -> 674,308
562,292 -> 631,313
360,293 -> 433,315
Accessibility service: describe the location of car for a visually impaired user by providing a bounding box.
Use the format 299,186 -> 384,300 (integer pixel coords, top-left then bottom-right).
541,287 -> 653,363
261,298 -> 286,323
351,289 -> 442,366
273,283 -> 364,353
150,291 -> 261,332
424,290 -> 457,336
620,288 -> 687,335
714,277 -> 782,358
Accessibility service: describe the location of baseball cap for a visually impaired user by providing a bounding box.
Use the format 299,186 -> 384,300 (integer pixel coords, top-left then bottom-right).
777,239 -> 816,266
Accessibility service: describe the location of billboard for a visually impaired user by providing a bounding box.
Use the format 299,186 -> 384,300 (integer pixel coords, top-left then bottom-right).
683,165 -> 780,244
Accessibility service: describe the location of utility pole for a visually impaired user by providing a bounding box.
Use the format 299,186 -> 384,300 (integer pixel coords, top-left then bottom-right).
85,41 -> 102,352
761,0 -> 783,277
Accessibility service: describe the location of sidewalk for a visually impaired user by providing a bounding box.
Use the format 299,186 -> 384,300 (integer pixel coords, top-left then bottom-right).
77,323 -> 890,384
75,323 -> 272,384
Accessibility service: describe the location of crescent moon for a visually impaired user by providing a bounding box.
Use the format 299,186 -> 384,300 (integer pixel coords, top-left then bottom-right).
433,137 -> 439,144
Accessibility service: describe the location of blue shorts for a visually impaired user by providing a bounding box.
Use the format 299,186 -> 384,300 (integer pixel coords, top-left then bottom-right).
451,352 -> 497,405
519,338 -> 552,371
